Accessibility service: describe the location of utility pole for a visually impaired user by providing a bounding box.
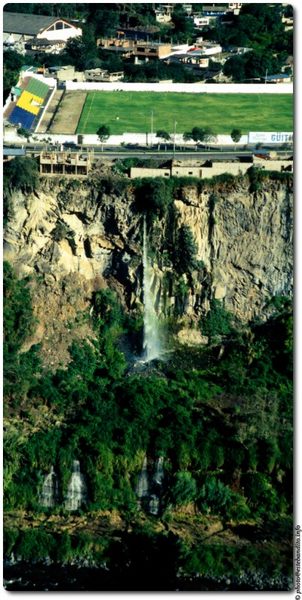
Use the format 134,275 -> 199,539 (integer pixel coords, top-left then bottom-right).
151,110 -> 154,147
173,120 -> 177,156
265,68 -> 268,84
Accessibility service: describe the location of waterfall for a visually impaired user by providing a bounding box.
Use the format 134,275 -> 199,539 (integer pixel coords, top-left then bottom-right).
65,460 -> 87,511
153,456 -> 164,486
40,466 -> 59,507
136,456 -> 149,499
142,217 -> 162,361
149,495 -> 160,516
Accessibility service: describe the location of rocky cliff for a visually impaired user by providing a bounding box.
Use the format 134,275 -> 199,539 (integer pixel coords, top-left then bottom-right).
4,172 -> 293,366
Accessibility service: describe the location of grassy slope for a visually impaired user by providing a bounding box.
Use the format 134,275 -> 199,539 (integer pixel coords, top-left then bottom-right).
77,92 -> 293,135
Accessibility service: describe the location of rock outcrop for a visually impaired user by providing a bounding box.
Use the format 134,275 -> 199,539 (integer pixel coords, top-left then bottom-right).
4,174 -> 293,365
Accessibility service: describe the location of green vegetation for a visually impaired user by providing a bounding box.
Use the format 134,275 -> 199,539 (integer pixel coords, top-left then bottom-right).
174,225 -> 198,275
96,124 -> 111,148
3,170 -> 293,586
200,299 -> 236,340
134,178 -> 174,220
77,92 -> 293,135
3,157 -> 40,227
3,257 -> 293,517
183,127 -> 217,144
231,128 -> 242,142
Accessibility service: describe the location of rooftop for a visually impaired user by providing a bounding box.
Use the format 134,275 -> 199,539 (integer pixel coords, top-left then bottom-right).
3,12 -> 73,35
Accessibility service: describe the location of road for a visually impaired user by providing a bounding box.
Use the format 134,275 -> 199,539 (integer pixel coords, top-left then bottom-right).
4,144 -> 292,162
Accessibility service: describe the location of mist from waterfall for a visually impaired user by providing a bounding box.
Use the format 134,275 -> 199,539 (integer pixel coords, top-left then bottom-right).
142,217 -> 162,362
65,460 -> 87,511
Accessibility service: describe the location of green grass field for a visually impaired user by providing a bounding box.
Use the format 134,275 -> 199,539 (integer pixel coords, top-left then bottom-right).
76,92 -> 293,135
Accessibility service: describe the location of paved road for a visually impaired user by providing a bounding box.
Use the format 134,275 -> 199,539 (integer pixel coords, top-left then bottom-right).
10,149 -> 292,161
4,143 -> 292,161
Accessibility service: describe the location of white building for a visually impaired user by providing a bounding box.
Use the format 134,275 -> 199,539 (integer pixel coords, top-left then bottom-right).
3,12 -> 82,44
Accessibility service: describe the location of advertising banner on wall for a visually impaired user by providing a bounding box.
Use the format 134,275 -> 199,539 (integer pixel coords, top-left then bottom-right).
248,132 -> 293,144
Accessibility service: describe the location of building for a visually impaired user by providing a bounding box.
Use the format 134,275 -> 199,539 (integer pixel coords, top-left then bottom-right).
201,5 -> 228,16
130,156 -> 293,180
98,38 -> 171,60
263,73 -> 292,84
228,3 -> 243,14
3,12 -> 82,45
187,43 -> 222,57
25,38 -> 67,55
39,151 -> 92,177
193,16 -> 212,28
84,68 -> 124,82
282,15 -> 293,31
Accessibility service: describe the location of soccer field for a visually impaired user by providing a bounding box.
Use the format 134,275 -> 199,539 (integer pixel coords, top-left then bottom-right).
76,92 -> 293,135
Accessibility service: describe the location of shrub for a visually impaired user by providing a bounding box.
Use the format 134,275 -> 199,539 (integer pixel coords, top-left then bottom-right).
15,529 -> 56,560
3,156 -> 39,195
134,178 -> 173,219
174,225 -> 198,275
170,471 -> 197,506
200,299 -> 234,339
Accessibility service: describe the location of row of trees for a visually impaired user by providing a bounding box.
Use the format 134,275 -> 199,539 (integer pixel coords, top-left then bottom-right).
97,124 -> 243,146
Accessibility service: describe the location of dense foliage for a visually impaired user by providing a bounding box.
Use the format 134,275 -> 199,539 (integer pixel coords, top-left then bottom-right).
3,169 -> 293,584
4,259 -> 293,522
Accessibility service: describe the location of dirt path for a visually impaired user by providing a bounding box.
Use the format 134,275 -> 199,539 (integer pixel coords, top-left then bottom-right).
37,89 -> 64,133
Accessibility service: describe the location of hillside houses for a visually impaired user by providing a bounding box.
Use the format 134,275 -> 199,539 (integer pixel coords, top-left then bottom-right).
3,12 -> 82,53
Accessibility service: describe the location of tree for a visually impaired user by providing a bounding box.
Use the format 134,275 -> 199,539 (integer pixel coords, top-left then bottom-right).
97,125 -> 110,150
3,49 -> 26,101
89,9 -> 120,37
4,156 -> 39,196
183,127 -> 217,146
171,5 -> 195,43
135,178 -> 173,218
156,130 -> 171,150
231,128 -> 242,143
223,55 -> 246,82
200,299 -> 234,340
63,24 -> 98,70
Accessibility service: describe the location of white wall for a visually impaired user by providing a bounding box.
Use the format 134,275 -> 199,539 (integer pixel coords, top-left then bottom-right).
65,81 -> 293,94
37,24 -> 82,42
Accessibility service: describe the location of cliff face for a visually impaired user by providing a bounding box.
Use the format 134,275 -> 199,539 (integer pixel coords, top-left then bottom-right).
4,175 -> 293,365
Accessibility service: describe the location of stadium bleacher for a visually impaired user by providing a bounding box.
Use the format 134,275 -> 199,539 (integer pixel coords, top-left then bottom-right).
8,76 -> 51,132
26,78 -> 49,100
17,90 -> 43,116
9,106 -> 36,129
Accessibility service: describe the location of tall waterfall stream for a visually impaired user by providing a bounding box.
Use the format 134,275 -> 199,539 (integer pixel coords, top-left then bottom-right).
142,217 -> 162,362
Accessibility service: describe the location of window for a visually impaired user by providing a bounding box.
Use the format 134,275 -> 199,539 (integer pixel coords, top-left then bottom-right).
47,25 -> 55,31
55,21 -> 64,30
63,23 -> 72,29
